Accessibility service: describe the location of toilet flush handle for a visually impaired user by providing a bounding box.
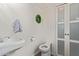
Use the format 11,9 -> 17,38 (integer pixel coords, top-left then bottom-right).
30,36 -> 36,42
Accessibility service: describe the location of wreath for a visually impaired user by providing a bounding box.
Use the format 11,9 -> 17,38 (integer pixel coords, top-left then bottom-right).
35,14 -> 41,24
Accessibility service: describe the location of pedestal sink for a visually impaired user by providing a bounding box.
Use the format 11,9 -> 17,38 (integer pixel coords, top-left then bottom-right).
0,37 -> 25,56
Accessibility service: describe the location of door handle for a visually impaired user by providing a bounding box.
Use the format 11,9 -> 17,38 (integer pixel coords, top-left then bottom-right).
65,33 -> 72,39
64,33 -> 70,35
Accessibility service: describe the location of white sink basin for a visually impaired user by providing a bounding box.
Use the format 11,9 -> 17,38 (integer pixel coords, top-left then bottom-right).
0,38 -> 25,56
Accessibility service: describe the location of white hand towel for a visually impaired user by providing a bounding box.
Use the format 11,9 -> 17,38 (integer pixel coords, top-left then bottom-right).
13,19 -> 22,33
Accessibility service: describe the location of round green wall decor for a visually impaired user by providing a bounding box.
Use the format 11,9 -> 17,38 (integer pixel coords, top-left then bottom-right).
35,14 -> 41,24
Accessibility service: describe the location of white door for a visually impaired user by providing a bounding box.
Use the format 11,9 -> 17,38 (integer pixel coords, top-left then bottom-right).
56,4 -> 66,56
56,3 -> 79,56
69,3 -> 79,56
56,3 -> 70,56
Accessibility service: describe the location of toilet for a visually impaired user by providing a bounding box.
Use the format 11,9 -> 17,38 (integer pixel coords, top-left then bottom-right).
39,43 -> 50,56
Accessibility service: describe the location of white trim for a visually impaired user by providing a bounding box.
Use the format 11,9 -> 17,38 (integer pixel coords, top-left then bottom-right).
58,22 -> 64,24
64,4 -> 70,56
58,38 -> 64,41
56,3 -> 67,7
70,20 -> 79,23
70,40 -> 79,43
55,4 -> 58,56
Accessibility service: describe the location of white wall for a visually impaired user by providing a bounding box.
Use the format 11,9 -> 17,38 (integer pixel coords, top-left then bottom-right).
0,3 -> 56,56
29,4 -> 56,55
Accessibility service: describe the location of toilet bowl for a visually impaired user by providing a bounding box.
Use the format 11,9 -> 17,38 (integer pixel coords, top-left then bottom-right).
39,43 -> 50,56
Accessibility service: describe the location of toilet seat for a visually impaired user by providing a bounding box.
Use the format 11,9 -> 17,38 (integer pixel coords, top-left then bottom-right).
39,44 -> 50,52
